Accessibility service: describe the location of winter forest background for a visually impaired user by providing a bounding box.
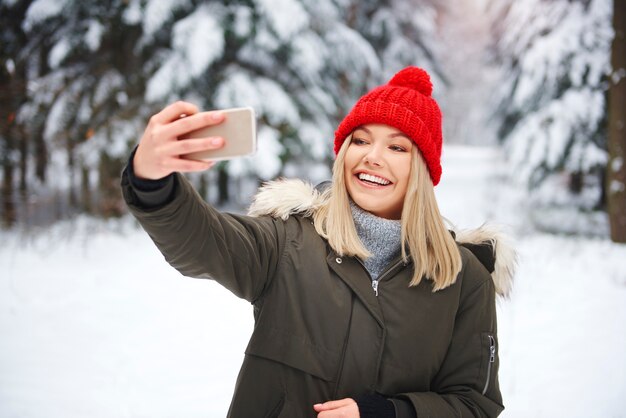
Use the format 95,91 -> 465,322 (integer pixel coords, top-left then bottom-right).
1,0 -> 624,239
1,0 -> 626,417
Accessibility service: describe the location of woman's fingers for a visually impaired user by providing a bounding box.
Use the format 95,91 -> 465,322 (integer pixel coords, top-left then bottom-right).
313,398 -> 356,411
160,110 -> 225,139
314,399 -> 359,417
151,101 -> 200,125
165,157 -> 216,173
134,102 -> 225,180
162,136 -> 224,157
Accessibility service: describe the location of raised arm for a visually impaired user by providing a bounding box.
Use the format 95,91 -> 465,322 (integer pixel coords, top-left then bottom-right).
121,101 -> 285,303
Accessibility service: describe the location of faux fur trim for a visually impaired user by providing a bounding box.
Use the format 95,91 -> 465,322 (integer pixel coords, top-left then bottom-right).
456,225 -> 517,298
248,179 -> 324,220
248,179 -> 516,297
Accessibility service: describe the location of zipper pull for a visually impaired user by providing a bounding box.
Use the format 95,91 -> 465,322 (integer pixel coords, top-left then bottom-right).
372,279 -> 379,296
488,335 -> 496,363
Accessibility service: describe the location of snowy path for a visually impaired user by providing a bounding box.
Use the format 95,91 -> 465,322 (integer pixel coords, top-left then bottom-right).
1,145 -> 626,418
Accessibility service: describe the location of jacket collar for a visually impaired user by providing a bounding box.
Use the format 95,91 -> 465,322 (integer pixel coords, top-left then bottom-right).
248,178 -> 517,298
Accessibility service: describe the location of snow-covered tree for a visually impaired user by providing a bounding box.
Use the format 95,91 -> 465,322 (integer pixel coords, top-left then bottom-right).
1,0 -> 443,227
487,0 -> 613,234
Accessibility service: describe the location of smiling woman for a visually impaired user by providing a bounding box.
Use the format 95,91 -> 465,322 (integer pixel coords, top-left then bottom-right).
122,66 -> 516,418
344,125 -> 413,220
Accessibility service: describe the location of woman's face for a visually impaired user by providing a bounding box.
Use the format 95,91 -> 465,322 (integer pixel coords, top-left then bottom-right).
343,124 -> 413,219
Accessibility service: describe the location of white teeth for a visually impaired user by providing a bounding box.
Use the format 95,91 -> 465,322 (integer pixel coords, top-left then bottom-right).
358,173 -> 390,185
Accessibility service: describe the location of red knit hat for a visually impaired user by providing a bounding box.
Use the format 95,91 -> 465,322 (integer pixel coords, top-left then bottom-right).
334,66 -> 443,185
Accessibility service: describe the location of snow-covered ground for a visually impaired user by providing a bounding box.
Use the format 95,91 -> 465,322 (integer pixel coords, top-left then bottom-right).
1,145 -> 625,418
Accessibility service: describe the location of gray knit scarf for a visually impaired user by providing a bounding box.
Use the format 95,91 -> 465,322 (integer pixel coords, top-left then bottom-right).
350,201 -> 402,280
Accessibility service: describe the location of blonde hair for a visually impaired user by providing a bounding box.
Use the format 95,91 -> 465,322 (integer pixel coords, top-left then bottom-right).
313,136 -> 462,291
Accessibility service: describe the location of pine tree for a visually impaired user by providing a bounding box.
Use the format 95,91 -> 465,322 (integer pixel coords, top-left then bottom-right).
1,0 -> 443,226
487,0 -> 613,234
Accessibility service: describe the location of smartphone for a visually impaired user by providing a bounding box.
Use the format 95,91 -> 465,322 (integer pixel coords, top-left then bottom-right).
180,107 -> 257,161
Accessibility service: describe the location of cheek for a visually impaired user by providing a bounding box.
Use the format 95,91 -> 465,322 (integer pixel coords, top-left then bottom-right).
344,147 -> 358,164
343,149 -> 360,175
393,157 -> 412,186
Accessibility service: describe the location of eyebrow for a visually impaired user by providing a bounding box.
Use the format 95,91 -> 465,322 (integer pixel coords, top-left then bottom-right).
355,126 -> 411,140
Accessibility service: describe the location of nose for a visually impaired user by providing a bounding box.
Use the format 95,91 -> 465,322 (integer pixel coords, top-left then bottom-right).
364,144 -> 384,167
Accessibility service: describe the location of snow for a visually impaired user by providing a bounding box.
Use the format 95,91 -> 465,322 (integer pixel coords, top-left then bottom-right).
256,0 -> 309,41
498,234 -> 626,417
231,5 -> 253,38
225,126 -> 283,181
505,87 -> 607,184
48,37 -> 71,69
2,145 -> 625,417
5,58 -> 16,75
145,5 -> 225,102
324,24 -> 381,84
610,180 -> 625,194
508,0 -> 612,109
22,0 -> 69,31
252,126 -> 283,180
612,68 -> 626,85
172,5 -> 225,78
84,20 -> 105,52
122,0 -> 142,25
93,71 -> 124,107
299,120 -> 333,160
215,71 -> 300,127
142,0 -> 191,37
290,33 -> 327,83
492,0 -> 613,210
43,90 -> 70,141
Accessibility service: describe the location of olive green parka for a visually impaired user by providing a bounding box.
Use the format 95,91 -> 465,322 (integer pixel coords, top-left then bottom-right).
122,171 -> 516,418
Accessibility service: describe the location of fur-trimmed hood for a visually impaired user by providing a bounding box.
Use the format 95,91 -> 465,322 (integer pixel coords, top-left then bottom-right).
248,179 -> 517,297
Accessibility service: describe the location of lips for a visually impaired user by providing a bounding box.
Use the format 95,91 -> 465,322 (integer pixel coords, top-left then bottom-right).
356,172 -> 392,186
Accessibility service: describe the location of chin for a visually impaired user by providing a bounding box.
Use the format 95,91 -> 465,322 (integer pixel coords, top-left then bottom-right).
355,198 -> 400,219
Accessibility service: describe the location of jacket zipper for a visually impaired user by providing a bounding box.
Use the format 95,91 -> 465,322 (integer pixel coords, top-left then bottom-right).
356,257 -> 407,297
371,279 -> 379,296
482,335 -> 496,395
373,258 -> 408,296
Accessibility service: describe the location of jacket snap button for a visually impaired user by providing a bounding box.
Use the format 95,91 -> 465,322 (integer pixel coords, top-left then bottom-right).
336,257 -> 342,264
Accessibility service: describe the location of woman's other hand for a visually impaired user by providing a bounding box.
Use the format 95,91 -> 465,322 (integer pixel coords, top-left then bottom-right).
313,398 -> 360,417
133,101 -> 225,180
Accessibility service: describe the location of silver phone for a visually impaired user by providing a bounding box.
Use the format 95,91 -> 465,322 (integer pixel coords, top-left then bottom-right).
180,107 -> 257,161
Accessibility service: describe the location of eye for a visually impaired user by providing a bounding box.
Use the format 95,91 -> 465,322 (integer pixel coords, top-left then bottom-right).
389,144 -> 408,152
351,137 -> 368,145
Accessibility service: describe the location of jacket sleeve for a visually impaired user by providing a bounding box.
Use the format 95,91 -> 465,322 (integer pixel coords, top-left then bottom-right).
121,167 -> 286,303
393,252 -> 504,417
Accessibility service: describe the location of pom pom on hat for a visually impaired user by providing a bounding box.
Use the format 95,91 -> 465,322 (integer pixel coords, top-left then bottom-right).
388,67 -> 433,97
334,66 -> 444,185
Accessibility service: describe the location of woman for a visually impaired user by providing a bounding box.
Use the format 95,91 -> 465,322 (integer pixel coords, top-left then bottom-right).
122,67 -> 516,417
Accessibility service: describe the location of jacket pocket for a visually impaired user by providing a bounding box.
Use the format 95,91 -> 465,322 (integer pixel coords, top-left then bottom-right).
480,332 -> 497,395
246,325 -> 342,382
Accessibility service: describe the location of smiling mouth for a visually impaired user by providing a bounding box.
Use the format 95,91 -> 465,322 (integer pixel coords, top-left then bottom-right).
356,172 -> 392,186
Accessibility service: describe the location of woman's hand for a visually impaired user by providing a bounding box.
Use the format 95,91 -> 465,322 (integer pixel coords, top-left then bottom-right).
133,101 -> 226,180
313,398 -> 359,417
